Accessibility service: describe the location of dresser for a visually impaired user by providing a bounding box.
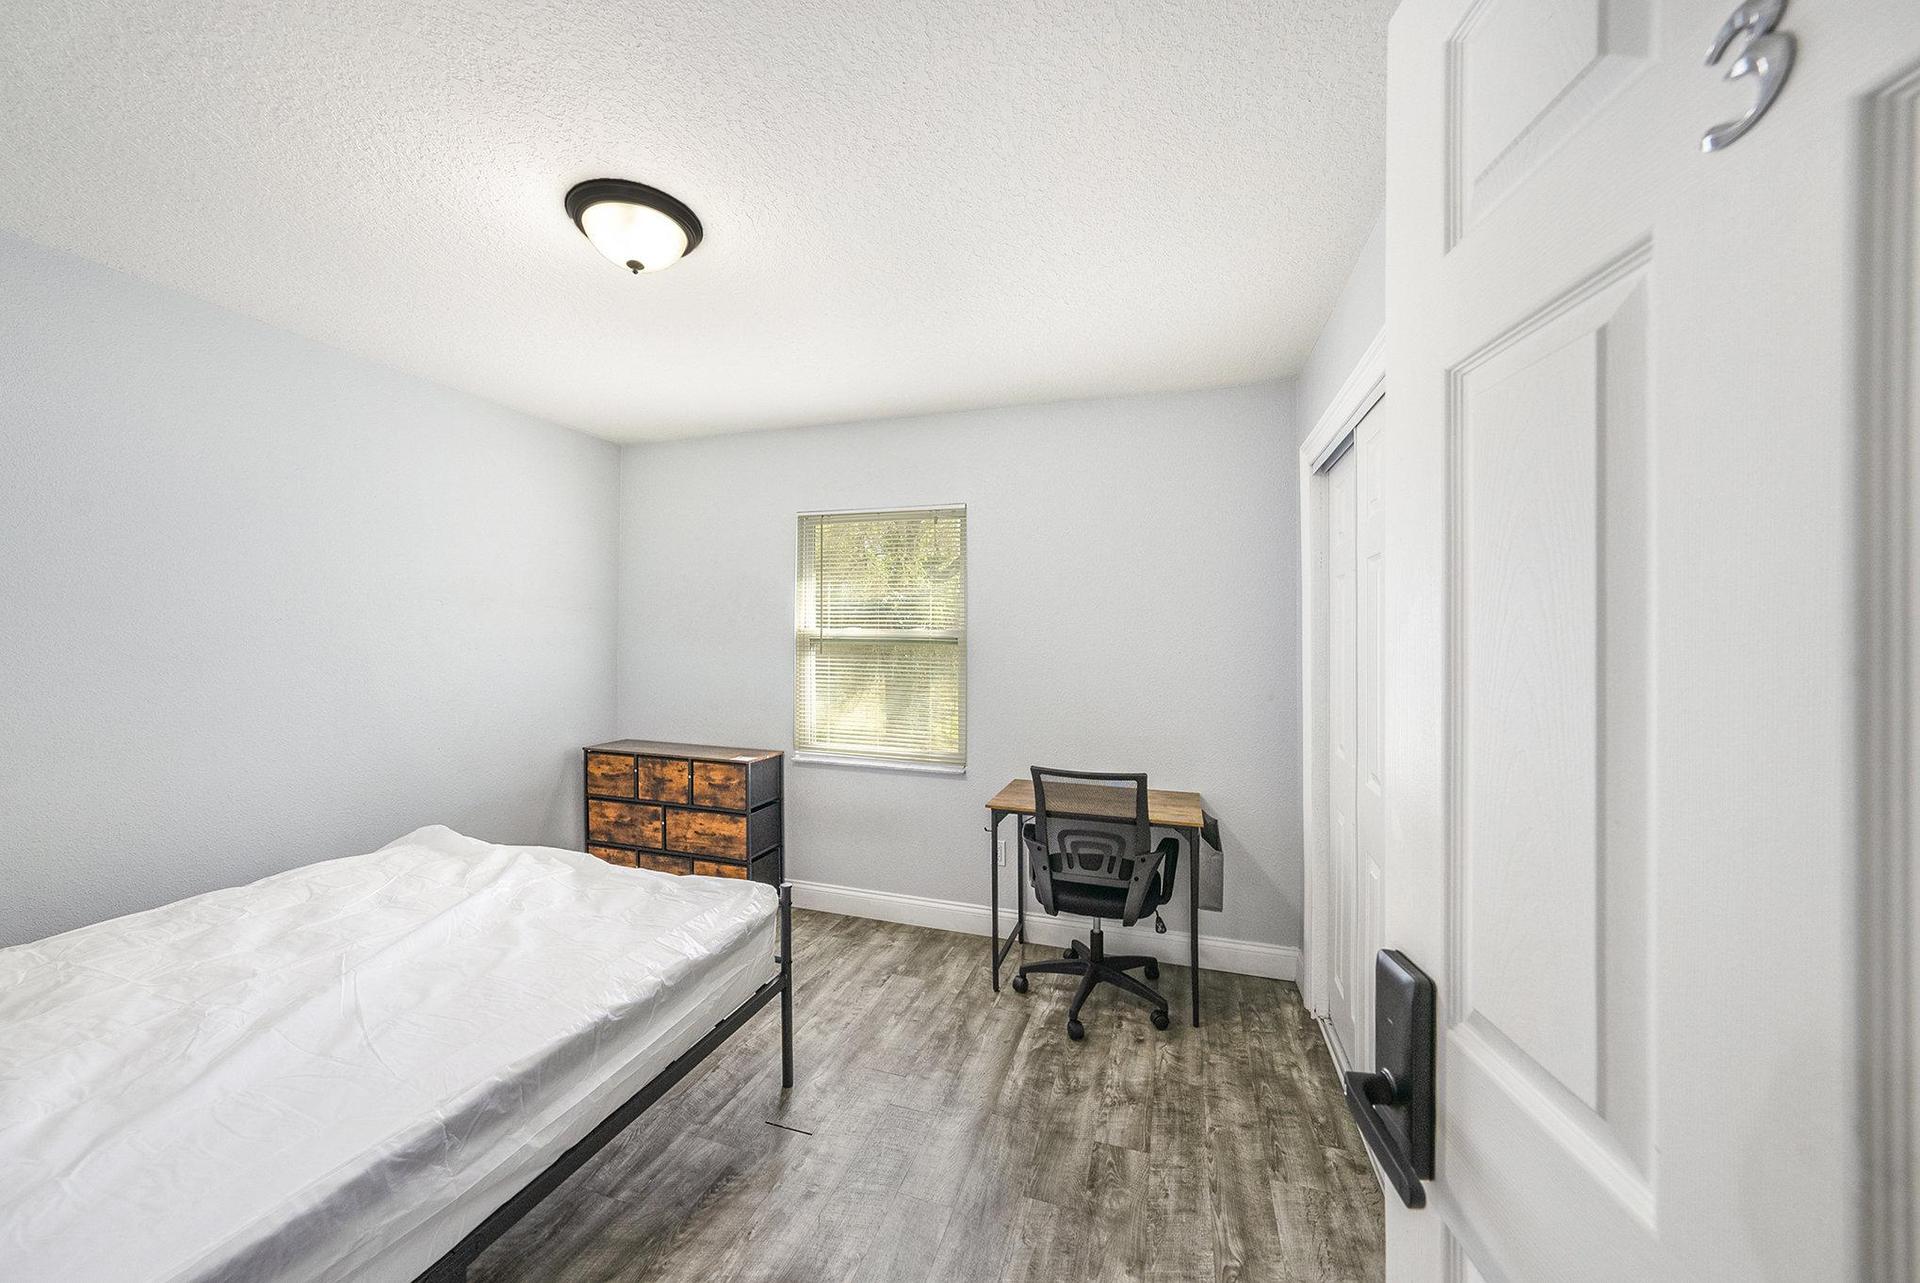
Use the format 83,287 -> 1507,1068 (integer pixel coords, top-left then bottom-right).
582,740 -> 784,884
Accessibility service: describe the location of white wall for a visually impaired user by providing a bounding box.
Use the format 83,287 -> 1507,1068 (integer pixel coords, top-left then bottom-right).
1294,209 -> 1384,439
615,382 -> 1302,952
0,234 -> 619,946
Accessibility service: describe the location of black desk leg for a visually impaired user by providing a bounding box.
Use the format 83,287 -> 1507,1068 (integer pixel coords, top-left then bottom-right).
1015,827 -> 1025,947
991,811 -> 1024,986
989,811 -> 1001,991
1187,825 -> 1202,1027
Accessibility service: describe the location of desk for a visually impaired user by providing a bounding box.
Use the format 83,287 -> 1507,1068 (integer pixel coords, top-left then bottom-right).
984,779 -> 1221,1027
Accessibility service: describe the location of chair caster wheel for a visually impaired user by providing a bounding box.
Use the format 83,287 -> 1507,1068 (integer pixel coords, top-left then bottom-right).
1011,974 -> 1028,994
1150,1009 -> 1171,1031
1067,1019 -> 1085,1041
1144,958 -> 1160,980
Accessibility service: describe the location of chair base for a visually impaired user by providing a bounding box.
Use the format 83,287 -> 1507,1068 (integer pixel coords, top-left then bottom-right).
1011,925 -> 1171,1040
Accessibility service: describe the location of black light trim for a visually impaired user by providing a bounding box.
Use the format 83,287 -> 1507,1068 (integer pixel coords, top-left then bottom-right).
563,178 -> 704,268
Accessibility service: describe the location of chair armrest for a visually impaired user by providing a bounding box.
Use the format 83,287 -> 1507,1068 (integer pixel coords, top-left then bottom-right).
1021,821 -> 1057,915
1124,835 -> 1183,925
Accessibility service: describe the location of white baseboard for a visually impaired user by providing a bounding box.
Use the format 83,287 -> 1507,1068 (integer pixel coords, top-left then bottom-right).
787,878 -> 1299,981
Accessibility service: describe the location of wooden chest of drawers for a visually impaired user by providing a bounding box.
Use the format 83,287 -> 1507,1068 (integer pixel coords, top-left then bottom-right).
583,740 -> 783,884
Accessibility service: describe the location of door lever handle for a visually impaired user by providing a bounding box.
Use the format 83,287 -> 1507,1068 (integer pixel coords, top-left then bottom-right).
1350,1067 -> 1406,1108
1342,949 -> 1436,1209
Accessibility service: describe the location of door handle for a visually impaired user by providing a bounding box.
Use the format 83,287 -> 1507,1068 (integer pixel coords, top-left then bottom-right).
1343,949 -> 1436,1209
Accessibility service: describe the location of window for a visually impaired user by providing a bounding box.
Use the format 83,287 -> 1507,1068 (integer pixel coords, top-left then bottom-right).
795,506 -> 967,769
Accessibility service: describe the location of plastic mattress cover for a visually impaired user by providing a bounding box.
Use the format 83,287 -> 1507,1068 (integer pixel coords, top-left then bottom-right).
0,825 -> 778,1282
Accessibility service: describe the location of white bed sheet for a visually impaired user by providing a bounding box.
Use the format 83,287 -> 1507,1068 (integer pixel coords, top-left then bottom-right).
0,825 -> 778,1283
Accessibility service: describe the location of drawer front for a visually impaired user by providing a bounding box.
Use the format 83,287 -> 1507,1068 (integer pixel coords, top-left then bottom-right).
693,859 -> 748,880
585,752 -> 637,799
665,808 -> 747,858
588,844 -> 638,867
637,756 -> 691,804
691,761 -> 748,810
638,852 -> 693,876
748,799 -> 783,856
587,800 -> 664,849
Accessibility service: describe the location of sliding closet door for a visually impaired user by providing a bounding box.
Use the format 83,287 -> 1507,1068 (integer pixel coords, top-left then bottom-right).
1325,442 -> 1362,1066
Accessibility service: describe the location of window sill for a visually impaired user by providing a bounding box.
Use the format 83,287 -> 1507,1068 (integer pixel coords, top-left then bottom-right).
792,752 -> 967,777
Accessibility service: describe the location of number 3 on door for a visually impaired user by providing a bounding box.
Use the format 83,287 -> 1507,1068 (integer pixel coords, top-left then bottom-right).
1703,0 -> 1796,152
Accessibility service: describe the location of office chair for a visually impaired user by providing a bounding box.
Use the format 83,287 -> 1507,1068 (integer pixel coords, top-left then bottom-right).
1010,766 -> 1180,1040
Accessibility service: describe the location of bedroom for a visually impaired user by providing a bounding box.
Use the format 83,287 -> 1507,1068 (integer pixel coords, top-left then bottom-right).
1,3 -> 1915,1282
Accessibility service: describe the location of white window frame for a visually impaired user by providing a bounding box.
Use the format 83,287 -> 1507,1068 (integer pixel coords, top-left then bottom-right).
793,504 -> 968,774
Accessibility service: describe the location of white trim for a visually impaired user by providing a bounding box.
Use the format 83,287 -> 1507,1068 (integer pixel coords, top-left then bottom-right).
1318,1012 -> 1354,1077
787,878 -> 1299,981
1861,60 -> 1919,1283
796,501 -> 968,517
790,752 -> 966,776
1298,325 -> 1387,1022
1301,328 -> 1388,471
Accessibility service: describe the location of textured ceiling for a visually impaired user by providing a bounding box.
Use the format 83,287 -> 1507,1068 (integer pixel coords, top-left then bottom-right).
0,1 -> 1391,442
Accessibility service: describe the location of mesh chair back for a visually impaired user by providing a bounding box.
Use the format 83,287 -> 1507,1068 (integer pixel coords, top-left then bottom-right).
1026,766 -> 1159,925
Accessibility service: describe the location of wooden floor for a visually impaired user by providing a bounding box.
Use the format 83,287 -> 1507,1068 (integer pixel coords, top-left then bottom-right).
471,911 -> 1384,1283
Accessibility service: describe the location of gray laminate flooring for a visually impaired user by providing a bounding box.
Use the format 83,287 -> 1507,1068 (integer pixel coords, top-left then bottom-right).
470,910 -> 1384,1283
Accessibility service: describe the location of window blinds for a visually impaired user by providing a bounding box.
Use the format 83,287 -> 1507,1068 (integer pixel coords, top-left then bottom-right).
795,506 -> 967,766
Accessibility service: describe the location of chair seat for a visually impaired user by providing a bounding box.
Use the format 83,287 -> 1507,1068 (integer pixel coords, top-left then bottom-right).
1050,877 -> 1158,920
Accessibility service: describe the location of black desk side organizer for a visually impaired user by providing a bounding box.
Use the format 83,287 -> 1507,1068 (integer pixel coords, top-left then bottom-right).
1343,949 -> 1436,1208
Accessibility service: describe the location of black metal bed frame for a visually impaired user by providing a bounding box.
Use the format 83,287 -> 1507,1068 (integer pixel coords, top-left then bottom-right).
415,883 -> 795,1282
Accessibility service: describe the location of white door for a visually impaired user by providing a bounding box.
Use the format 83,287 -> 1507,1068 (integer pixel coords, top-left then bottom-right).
1326,439 -> 1363,1065
1325,404 -> 1390,1076
1384,3 -> 1920,1281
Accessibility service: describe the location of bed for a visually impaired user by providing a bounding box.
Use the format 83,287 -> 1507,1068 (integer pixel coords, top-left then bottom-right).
0,825 -> 794,1283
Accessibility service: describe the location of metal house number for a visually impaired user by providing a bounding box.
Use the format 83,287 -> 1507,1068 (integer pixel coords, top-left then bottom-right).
1703,0 -> 1796,152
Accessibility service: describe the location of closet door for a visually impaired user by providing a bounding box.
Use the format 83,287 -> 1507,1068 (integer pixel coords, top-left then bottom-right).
1325,441 -> 1363,1067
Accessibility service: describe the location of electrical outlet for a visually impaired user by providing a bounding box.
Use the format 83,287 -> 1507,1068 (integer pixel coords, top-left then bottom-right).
996,837 -> 1007,867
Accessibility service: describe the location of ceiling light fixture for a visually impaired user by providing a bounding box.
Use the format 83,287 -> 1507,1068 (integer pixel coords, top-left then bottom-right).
564,178 -> 703,274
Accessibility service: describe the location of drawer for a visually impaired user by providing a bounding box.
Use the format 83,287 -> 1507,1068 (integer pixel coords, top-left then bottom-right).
748,799 -> 782,856
638,852 -> 693,876
691,761 -> 747,810
665,808 -> 746,858
585,752 -> 636,799
693,859 -> 748,880
587,800 -> 664,848
588,845 -> 637,867
749,849 -> 782,886
636,756 -> 691,804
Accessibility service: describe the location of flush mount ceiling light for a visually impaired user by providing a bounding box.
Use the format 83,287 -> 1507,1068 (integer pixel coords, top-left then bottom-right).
564,178 -> 703,274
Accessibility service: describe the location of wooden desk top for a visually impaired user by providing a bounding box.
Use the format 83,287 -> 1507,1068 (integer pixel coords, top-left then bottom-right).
984,778 -> 1207,829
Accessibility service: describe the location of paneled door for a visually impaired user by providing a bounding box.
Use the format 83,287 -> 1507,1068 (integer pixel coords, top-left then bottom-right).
1323,400 -> 1389,1076
1326,439 -> 1362,1065
1385,2 -> 1920,1281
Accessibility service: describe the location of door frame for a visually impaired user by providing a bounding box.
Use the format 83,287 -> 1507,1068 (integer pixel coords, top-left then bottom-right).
1299,326 -> 1385,1056
1861,63 -> 1919,1283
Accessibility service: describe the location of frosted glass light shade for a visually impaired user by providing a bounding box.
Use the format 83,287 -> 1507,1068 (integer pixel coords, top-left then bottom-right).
564,179 -> 703,275
580,201 -> 688,272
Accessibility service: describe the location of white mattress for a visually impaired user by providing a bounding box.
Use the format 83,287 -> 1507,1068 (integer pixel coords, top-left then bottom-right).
0,825 -> 778,1283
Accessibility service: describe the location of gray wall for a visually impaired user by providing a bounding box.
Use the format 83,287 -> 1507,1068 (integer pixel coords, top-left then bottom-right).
0,234 -> 619,946
615,383 -> 1302,949
1294,209 -> 1384,439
